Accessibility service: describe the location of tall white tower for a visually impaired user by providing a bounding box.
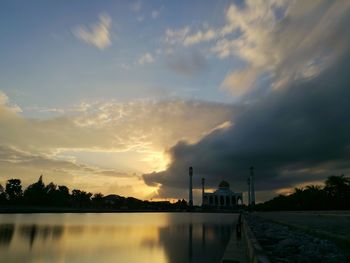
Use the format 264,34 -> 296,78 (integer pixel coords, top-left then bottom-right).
189,167 -> 193,207
250,166 -> 255,206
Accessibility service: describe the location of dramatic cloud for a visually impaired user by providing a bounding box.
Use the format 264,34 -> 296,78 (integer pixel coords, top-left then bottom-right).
216,0 -> 350,94
221,68 -> 257,97
0,98 -> 235,154
144,1 -> 350,202
163,1 -> 350,97
73,13 -> 112,49
138,53 -> 155,65
0,97 -> 236,197
3,0 -> 349,204
144,51 -> 350,201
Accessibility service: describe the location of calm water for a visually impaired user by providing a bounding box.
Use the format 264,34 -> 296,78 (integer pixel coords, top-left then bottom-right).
0,213 -> 238,263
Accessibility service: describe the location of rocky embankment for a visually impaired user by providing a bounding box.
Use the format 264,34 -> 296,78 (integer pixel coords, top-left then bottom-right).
245,214 -> 346,262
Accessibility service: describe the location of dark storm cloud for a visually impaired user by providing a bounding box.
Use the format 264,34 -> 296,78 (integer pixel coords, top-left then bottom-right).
143,51 -> 350,200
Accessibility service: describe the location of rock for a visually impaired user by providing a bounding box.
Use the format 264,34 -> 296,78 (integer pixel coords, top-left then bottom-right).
277,238 -> 295,247
245,215 -> 346,262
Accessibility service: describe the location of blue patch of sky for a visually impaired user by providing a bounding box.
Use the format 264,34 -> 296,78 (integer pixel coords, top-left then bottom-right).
0,0 -> 246,115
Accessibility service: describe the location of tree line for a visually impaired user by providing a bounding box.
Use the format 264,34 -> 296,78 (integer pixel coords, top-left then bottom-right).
256,175 -> 350,210
0,176 -> 188,211
1,174 -> 348,211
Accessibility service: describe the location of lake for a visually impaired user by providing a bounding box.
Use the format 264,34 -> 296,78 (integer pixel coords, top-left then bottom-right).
0,212 -> 238,263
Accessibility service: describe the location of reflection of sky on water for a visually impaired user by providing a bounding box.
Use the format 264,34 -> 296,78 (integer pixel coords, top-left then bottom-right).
0,213 -> 237,263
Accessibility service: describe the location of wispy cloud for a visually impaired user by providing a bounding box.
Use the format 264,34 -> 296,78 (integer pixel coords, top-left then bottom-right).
0,145 -> 148,197
131,1 -> 142,13
183,29 -> 216,46
220,68 -> 257,96
138,53 -> 155,65
0,92 -> 235,168
164,26 -> 216,46
215,0 -> 350,94
164,27 -> 190,45
73,13 -> 112,50
162,1 -> 350,97
0,90 -> 21,113
0,91 -> 237,197
151,10 -> 160,19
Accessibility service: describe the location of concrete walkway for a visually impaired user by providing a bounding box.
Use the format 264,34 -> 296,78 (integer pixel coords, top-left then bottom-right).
221,216 -> 247,263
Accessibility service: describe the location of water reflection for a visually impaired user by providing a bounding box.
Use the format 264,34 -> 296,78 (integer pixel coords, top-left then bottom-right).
0,213 -> 237,263
19,225 -> 64,249
0,224 -> 14,247
158,223 -> 233,263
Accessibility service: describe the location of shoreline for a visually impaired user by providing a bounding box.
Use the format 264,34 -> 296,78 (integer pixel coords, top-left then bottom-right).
0,206 -> 242,214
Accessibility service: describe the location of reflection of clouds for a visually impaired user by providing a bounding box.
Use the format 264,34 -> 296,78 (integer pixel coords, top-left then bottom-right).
158,223 -> 234,263
0,224 -> 15,247
0,214 -> 237,262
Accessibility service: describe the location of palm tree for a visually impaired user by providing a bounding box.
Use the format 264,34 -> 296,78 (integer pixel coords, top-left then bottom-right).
292,187 -> 304,209
324,174 -> 350,209
305,185 -> 321,191
304,185 -> 324,209
325,175 -> 350,196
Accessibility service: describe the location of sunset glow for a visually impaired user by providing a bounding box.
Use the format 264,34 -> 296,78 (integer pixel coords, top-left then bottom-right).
1,0 -> 350,203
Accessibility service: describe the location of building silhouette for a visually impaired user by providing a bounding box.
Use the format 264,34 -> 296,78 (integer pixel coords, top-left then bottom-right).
248,166 -> 255,206
202,180 -> 243,208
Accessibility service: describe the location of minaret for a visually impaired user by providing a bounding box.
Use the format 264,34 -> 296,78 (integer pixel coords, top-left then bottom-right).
201,178 -> 205,206
250,166 -> 255,206
189,167 -> 193,207
247,177 -> 251,206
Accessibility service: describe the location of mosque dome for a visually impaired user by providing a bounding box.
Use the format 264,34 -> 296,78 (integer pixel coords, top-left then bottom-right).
218,180 -> 230,189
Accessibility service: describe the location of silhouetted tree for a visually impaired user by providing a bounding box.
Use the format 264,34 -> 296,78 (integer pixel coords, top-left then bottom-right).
5,179 -> 23,203
303,185 -> 326,210
0,184 -> 7,204
257,175 -> 350,211
291,187 -> 304,209
45,182 -> 58,205
45,182 -> 57,194
24,176 -> 46,205
91,193 -> 104,207
2,173 -> 347,211
56,185 -> 70,206
324,175 -> 350,209
0,176 -> 193,210
71,189 -> 92,207
173,199 -> 188,210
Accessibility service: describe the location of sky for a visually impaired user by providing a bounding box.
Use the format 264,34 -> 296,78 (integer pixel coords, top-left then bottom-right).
1,0 -> 350,204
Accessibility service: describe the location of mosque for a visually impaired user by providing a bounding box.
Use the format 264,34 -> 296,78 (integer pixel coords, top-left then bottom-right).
188,167 -> 243,209
201,180 -> 243,208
